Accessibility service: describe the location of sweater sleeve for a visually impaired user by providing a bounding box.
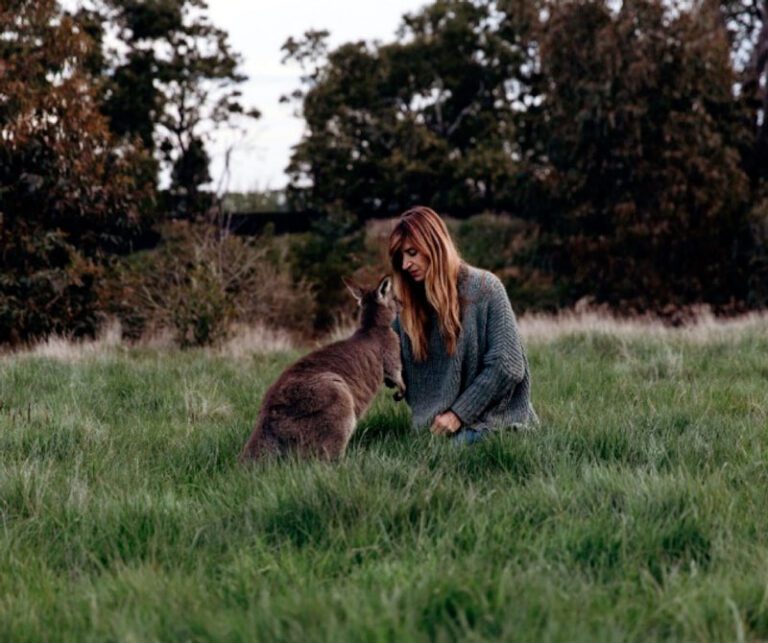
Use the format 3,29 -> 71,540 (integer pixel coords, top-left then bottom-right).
450,276 -> 525,426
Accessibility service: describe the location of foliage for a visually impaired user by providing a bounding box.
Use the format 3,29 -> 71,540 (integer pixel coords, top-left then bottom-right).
539,0 -> 753,310
221,190 -> 289,213
283,0 -> 768,314
288,211 -> 366,331
720,0 -> 768,181
450,213 -> 562,311
282,0 -> 544,216
1,328 -> 768,638
97,0 -> 260,214
451,213 -> 532,272
0,0 -> 155,344
746,195 -> 768,306
3,0 -> 768,343
101,221 -> 315,346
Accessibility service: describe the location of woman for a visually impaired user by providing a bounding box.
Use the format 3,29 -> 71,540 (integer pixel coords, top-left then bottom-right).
389,206 -> 538,444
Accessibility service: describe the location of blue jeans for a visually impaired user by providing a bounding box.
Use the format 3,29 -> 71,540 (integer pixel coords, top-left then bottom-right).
451,427 -> 490,446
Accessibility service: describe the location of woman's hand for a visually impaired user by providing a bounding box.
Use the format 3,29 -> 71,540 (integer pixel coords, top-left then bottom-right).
430,411 -> 462,436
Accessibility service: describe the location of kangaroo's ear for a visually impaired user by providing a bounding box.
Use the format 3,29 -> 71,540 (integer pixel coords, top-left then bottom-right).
342,277 -> 364,304
377,276 -> 392,301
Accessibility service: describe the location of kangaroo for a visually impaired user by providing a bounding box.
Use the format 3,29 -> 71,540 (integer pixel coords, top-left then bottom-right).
240,276 -> 405,461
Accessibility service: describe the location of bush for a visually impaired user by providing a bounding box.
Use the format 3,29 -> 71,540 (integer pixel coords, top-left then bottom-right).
0,242 -> 103,344
451,214 -> 529,272
101,222 -> 315,347
288,211 -> 366,331
450,214 -> 562,312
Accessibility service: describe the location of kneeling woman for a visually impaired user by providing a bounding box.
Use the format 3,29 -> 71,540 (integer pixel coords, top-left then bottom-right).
389,206 -> 538,444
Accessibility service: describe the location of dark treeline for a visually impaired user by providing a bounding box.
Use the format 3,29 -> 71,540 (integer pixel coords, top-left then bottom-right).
284,0 -> 768,314
1,0 -> 768,345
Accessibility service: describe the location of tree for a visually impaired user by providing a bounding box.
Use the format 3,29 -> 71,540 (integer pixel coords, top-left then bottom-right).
0,0 -> 154,343
98,0 -> 260,214
283,0 -> 768,312
749,3 -> 768,175
539,0 -> 753,310
719,0 -> 768,182
283,0 -> 545,217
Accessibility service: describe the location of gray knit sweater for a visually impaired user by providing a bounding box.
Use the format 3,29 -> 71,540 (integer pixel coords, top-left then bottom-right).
393,265 -> 538,432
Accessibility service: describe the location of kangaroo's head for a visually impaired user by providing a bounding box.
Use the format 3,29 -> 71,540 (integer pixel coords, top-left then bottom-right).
343,276 -> 399,330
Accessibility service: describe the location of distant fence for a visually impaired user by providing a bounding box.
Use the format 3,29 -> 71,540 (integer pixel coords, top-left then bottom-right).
222,210 -> 320,235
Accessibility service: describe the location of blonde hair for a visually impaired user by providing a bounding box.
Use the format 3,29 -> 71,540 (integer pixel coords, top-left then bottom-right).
388,206 -> 463,361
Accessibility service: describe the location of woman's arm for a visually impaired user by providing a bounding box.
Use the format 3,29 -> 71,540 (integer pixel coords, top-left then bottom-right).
449,276 -> 525,426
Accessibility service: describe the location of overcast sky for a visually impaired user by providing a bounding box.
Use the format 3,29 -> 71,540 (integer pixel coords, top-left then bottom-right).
203,0 -> 427,193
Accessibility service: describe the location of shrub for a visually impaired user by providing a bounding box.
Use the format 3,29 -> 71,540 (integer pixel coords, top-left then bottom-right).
288,211 -> 366,331
101,222 -> 315,347
450,214 -> 529,272
450,214 -> 562,312
0,243 -> 103,344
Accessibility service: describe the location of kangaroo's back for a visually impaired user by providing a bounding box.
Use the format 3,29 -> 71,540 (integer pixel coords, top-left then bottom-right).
240,276 -> 404,461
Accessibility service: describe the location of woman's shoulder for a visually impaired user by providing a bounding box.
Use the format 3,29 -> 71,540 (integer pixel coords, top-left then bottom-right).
459,264 -> 505,301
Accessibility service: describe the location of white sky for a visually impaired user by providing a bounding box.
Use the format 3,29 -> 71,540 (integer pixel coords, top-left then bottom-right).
204,0 -> 428,193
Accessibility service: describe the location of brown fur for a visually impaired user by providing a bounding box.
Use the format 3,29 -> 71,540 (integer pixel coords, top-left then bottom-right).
240,276 -> 405,461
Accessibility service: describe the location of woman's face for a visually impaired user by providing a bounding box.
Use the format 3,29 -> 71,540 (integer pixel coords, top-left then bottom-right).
401,239 -> 428,282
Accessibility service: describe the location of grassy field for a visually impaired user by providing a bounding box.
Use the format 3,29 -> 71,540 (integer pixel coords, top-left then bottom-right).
1,321 -> 767,642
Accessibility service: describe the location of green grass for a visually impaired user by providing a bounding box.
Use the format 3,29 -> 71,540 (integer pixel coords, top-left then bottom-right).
1,330 -> 767,642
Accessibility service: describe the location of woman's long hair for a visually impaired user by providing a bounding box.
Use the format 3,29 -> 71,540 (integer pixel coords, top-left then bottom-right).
389,206 -> 463,361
